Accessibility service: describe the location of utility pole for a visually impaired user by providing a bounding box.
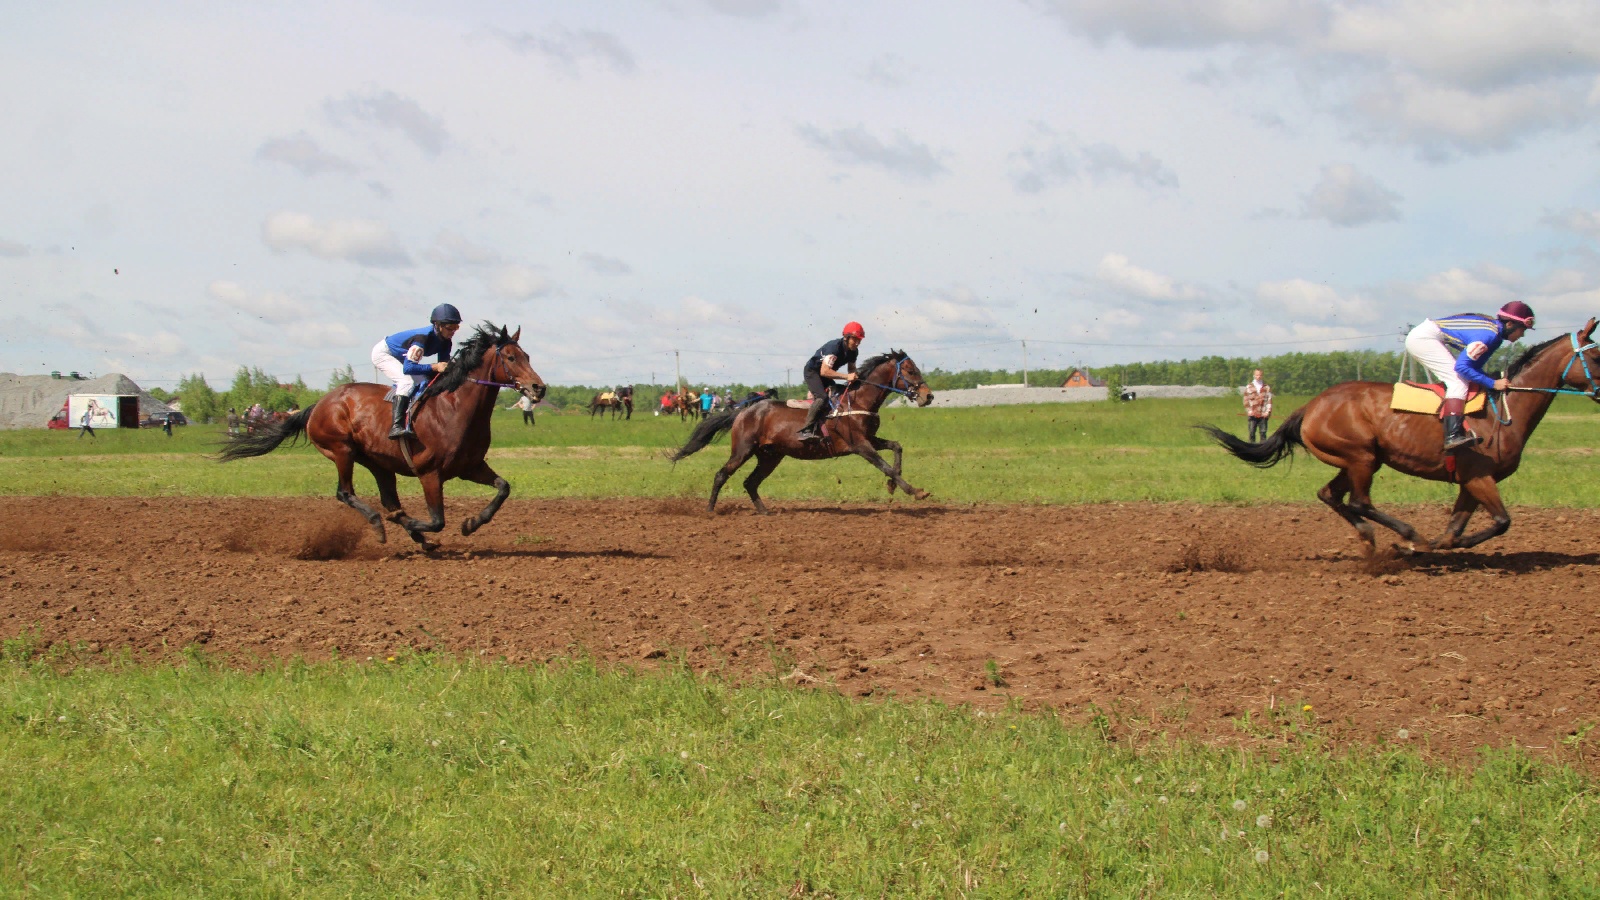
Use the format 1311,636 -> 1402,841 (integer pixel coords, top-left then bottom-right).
1021,340 -> 1029,388
674,350 -> 681,388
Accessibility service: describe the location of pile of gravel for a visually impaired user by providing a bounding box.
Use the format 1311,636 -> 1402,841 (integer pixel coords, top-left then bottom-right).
0,372 -> 176,429
1121,385 -> 1235,399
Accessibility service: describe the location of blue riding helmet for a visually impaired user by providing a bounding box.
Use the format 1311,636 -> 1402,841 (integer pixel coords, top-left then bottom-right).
430,303 -> 463,324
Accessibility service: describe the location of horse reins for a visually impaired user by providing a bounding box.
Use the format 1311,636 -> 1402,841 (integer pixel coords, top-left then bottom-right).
1499,333 -> 1600,400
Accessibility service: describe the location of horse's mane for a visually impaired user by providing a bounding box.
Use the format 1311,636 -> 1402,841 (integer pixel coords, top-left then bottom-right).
850,349 -> 909,389
1505,333 -> 1567,379
422,322 -> 512,399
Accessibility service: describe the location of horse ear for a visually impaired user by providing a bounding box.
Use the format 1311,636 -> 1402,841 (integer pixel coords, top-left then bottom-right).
511,326 -> 521,342
1581,318 -> 1597,342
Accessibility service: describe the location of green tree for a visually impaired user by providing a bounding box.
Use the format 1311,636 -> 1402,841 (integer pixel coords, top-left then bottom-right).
175,373 -> 220,423
327,364 -> 355,390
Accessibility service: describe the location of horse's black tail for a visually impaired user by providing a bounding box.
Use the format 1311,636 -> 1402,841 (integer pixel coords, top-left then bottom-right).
667,410 -> 737,461
1196,408 -> 1304,468
217,406 -> 314,462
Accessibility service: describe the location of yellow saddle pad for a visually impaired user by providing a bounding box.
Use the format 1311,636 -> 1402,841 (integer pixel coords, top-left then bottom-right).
1390,383 -> 1486,416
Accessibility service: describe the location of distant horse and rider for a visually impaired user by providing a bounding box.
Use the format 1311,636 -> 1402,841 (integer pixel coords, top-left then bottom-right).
1203,317 -> 1600,553
589,386 -> 633,420
220,323 -> 546,551
670,350 -> 935,513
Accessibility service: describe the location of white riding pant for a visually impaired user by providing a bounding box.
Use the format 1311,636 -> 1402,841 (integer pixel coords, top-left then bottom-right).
1404,320 -> 1470,400
370,340 -> 422,397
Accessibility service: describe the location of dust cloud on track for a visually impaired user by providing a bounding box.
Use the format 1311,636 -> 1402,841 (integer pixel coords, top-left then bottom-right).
3,497 -> 1597,764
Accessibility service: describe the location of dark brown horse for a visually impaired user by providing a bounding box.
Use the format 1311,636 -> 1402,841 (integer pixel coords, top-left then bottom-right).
220,324 -> 546,550
588,392 -> 625,419
1202,318 -> 1600,552
669,350 -> 935,513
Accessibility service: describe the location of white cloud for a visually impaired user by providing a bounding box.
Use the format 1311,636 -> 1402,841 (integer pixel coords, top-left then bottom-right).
262,211 -> 411,268
489,26 -> 637,75
581,252 -> 632,275
1096,253 -> 1198,301
1298,163 -> 1401,227
1257,278 -> 1379,323
422,231 -> 503,269
869,285 -> 1005,342
208,280 -> 314,325
1010,127 -> 1177,193
1410,267 -> 1519,308
489,265 -> 554,300
796,124 -> 948,180
0,238 -> 28,257
324,89 -> 448,157
706,0 -> 782,19
255,133 -> 360,177
1032,0 -> 1600,156
1541,208 -> 1600,240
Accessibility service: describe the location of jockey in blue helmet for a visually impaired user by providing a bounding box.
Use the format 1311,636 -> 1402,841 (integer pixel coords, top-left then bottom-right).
371,303 -> 463,439
1404,300 -> 1534,450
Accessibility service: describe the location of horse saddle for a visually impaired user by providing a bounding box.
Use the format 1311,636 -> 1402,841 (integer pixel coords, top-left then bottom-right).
786,385 -> 846,410
599,391 -> 616,402
1390,382 -> 1487,416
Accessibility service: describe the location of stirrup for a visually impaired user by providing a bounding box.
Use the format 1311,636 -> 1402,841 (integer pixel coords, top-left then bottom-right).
1442,430 -> 1479,451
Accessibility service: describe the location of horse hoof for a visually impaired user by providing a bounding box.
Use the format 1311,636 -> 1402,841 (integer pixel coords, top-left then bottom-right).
886,480 -> 897,494
913,490 -> 931,501
461,519 -> 477,536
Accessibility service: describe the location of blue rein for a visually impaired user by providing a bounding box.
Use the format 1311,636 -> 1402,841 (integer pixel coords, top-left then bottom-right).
1502,333 -> 1600,399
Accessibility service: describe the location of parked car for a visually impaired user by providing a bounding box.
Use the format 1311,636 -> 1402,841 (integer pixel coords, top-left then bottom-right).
140,412 -> 188,428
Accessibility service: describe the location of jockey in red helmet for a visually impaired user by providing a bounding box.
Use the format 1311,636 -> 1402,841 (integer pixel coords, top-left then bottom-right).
796,321 -> 865,441
1403,300 -> 1534,451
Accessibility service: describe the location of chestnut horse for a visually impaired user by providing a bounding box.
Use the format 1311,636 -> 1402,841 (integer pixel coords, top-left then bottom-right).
220,323 -> 546,550
588,392 -> 625,419
669,350 -> 935,513
1201,318 -> 1600,552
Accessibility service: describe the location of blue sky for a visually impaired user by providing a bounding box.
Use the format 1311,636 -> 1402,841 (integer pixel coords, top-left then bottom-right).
3,0 -> 1599,389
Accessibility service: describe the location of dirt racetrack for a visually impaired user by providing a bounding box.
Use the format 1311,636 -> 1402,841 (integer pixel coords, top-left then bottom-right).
3,497 -> 1598,764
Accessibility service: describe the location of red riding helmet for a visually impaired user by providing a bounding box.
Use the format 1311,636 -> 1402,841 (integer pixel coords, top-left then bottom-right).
842,321 -> 865,339
1497,301 -> 1535,328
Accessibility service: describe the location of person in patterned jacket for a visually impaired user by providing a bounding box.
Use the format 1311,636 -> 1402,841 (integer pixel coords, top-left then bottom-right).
1403,300 -> 1534,451
1242,369 -> 1273,443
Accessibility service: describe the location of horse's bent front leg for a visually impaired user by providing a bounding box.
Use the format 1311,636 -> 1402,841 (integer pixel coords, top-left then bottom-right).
856,445 -> 928,500
1426,489 -> 1482,551
457,462 -> 510,536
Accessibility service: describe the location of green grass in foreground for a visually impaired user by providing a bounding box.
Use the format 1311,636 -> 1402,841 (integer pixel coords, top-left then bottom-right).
2,395 -> 1598,506
2,651 -> 1594,897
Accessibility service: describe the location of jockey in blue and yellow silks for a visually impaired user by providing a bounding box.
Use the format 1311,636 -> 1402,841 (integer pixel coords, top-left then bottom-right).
1404,300 -> 1535,451
371,303 -> 462,440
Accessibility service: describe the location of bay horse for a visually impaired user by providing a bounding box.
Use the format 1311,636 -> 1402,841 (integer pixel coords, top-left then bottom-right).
588,392 -> 625,419
219,323 -> 546,550
668,350 -> 935,513
673,388 -> 697,422
1201,318 -> 1600,552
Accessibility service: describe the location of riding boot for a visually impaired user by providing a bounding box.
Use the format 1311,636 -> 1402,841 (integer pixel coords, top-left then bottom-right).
388,394 -> 413,440
796,397 -> 828,440
1440,398 -> 1478,451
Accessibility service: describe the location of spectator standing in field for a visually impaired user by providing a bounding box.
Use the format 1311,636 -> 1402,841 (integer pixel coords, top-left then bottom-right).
225,407 -> 240,435
699,388 -> 714,417
162,414 -> 174,437
78,407 -> 96,439
1242,369 -> 1273,443
516,393 -> 536,426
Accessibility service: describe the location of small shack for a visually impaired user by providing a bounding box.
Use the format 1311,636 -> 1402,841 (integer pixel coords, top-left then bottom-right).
1061,369 -> 1105,388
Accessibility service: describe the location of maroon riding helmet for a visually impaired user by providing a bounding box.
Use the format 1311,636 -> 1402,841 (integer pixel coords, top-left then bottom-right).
1497,301 -> 1535,328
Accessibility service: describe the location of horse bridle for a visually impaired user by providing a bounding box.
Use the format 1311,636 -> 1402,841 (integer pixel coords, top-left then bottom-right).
471,345 -> 545,400
1503,332 -> 1600,402
861,358 -> 927,399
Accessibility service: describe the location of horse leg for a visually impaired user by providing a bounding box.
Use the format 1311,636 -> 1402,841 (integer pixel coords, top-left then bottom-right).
743,451 -> 783,515
332,448 -> 387,543
1448,476 -> 1511,549
1315,470 -> 1375,550
457,461 -> 510,536
1343,463 -> 1425,547
709,441 -> 757,513
1425,490 -> 1481,551
870,437 -> 903,493
402,471 -> 446,551
855,443 -> 929,500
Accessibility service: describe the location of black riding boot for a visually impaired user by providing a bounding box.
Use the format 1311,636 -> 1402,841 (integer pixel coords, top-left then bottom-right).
388,395 -> 413,440
1440,398 -> 1478,451
796,397 -> 828,440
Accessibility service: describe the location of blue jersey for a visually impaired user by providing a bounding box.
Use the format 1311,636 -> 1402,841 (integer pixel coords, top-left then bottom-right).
1431,314 -> 1506,391
383,326 -> 453,377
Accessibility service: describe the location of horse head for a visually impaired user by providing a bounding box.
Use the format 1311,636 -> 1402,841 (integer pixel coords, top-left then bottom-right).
859,350 -> 935,407
489,326 -> 547,403
1561,318 -> 1600,401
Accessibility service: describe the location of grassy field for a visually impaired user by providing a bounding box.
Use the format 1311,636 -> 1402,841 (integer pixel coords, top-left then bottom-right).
2,394 -> 1598,506
5,396 -> 1598,895
4,649 -> 1596,897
